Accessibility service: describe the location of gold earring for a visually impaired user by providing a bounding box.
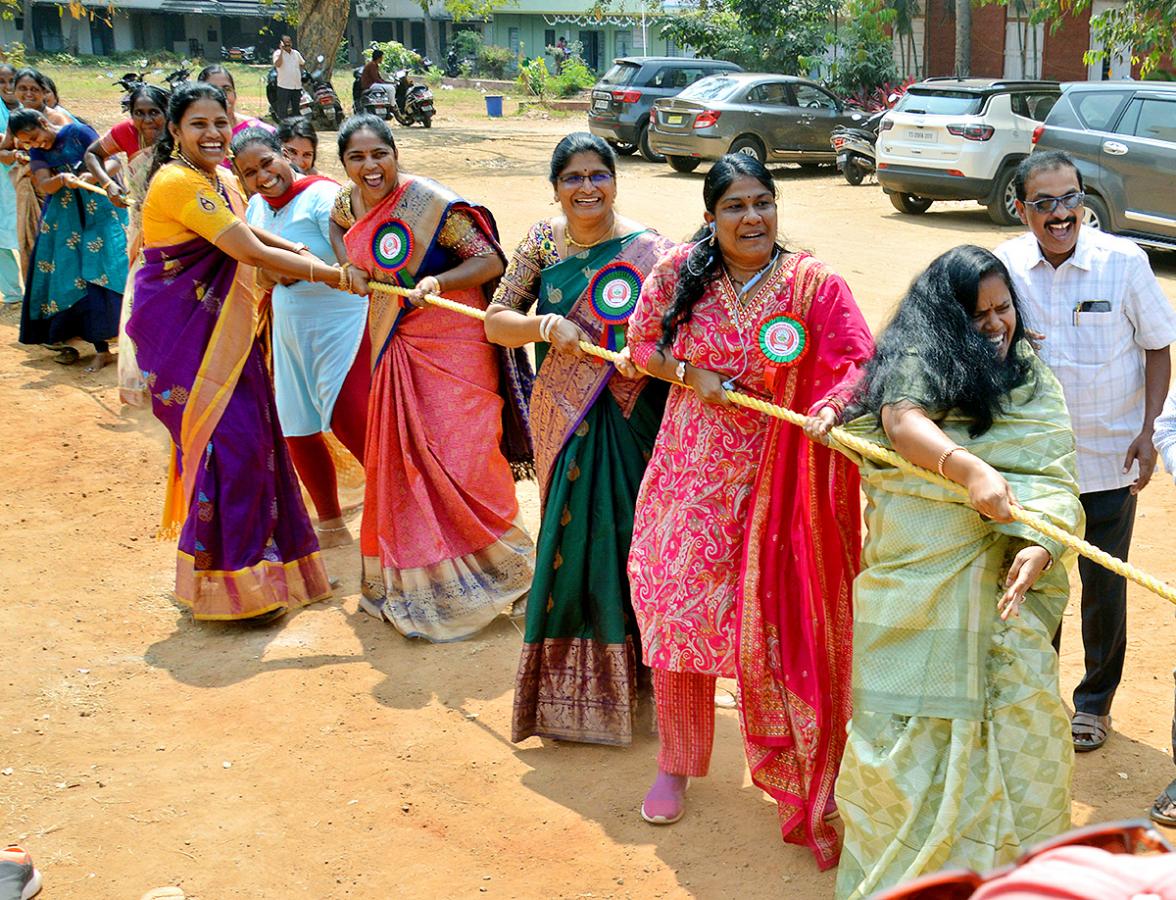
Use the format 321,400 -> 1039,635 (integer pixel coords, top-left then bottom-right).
170,144 -> 180,159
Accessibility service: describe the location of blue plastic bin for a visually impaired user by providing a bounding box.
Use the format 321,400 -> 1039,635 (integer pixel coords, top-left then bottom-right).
485,95 -> 504,117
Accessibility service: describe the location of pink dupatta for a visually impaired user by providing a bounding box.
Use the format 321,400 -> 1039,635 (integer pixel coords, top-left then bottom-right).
736,257 -> 874,870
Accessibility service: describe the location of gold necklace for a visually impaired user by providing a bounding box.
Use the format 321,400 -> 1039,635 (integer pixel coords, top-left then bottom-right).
176,151 -> 221,192
566,215 -> 616,250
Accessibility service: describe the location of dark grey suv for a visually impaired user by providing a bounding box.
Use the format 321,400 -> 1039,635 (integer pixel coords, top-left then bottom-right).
587,56 -> 743,162
1034,80 -> 1176,249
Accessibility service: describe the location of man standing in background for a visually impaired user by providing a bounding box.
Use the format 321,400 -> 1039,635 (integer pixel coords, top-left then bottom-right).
996,150 -> 1176,755
272,35 -> 305,121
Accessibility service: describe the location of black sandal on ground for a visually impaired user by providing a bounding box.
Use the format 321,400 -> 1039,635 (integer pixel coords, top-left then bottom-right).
52,346 -> 80,365
1072,711 -> 1112,752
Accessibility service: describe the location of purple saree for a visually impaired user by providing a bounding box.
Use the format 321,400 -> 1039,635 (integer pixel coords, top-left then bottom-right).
128,165 -> 329,620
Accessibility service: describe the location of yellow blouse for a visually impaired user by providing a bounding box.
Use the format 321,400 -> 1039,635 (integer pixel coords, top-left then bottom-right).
141,163 -> 245,248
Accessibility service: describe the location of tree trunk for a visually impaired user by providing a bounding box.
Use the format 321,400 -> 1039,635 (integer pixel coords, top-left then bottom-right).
297,0 -> 350,79
954,0 -> 971,76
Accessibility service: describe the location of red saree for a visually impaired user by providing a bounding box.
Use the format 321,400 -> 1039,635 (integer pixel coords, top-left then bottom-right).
736,257 -> 874,869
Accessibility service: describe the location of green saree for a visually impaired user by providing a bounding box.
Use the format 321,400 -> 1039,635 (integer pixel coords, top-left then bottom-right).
833,349 -> 1085,899
497,222 -> 672,745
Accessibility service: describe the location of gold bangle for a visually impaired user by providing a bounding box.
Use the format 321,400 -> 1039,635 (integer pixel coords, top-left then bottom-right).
308,260 -> 316,283
937,445 -> 968,478
337,266 -> 347,290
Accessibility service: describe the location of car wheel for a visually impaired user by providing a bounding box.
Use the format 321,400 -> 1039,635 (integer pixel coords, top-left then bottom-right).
609,140 -> 638,157
667,155 -> 701,173
889,192 -> 933,215
639,124 -> 664,163
986,167 -> 1021,226
843,160 -> 865,186
729,136 -> 765,164
1083,193 -> 1111,232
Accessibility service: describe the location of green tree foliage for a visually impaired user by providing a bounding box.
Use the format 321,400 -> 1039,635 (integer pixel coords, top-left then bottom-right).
663,0 -> 837,73
661,0 -> 899,94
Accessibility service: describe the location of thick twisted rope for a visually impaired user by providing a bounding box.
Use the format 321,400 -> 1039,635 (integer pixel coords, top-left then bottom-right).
64,175 -> 136,207
368,281 -> 1176,605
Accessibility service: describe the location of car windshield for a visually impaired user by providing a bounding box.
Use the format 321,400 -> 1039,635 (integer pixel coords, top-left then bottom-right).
679,76 -> 741,102
600,63 -> 639,86
896,89 -> 983,116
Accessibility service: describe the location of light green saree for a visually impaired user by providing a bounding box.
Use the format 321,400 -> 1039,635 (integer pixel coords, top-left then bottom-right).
833,348 -> 1085,899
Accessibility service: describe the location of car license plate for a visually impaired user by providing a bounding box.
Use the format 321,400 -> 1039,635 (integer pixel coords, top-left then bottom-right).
906,129 -> 937,143
666,114 -> 684,125
593,98 -> 610,110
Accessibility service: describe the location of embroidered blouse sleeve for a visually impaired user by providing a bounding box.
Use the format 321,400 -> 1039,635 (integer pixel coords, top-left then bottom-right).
330,183 -> 356,230
491,220 -> 557,313
627,243 -> 685,371
437,209 -> 497,259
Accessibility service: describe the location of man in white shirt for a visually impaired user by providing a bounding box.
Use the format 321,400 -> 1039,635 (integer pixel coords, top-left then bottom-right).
996,150 -> 1176,754
272,35 -> 305,121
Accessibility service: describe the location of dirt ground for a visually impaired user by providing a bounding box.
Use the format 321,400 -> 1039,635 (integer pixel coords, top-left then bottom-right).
4,94 -> 1176,900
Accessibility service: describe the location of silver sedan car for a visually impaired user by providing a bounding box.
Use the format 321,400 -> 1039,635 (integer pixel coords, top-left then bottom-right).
647,72 -> 868,172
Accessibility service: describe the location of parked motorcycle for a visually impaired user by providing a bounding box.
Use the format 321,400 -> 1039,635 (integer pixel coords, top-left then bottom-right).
391,69 -> 435,128
352,67 -> 393,120
445,47 -> 472,77
831,108 -> 887,186
306,55 -> 343,129
266,66 -> 313,123
114,71 -> 148,114
163,65 -> 190,90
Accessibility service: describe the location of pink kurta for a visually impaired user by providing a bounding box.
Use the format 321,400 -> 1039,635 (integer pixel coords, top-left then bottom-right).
626,246 -> 784,675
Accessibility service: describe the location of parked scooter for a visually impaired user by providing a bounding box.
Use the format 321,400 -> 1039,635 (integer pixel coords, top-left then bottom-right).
306,55 -> 344,129
220,45 -> 257,63
831,108 -> 887,185
390,68 -> 435,128
266,66 -> 313,122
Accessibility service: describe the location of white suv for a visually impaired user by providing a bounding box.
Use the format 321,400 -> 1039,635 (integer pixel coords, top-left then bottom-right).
877,78 -> 1061,225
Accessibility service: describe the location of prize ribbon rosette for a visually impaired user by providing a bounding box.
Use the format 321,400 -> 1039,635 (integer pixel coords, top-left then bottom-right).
758,313 -> 808,391
370,219 -> 414,277
587,261 -> 643,352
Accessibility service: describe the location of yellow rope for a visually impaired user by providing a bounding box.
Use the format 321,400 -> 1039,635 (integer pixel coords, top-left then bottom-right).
64,176 -> 136,207
368,281 -> 1176,605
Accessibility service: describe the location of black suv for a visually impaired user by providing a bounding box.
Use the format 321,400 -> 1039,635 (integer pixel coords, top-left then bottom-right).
1034,80 -> 1176,249
588,56 -> 743,162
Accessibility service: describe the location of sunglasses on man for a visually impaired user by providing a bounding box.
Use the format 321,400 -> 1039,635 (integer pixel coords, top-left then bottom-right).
1022,191 -> 1086,214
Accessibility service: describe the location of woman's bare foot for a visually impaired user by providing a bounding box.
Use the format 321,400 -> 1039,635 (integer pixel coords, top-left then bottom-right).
84,350 -> 113,373
315,516 -> 353,548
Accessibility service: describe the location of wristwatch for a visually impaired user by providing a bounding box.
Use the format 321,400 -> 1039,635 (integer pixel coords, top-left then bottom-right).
675,360 -> 687,384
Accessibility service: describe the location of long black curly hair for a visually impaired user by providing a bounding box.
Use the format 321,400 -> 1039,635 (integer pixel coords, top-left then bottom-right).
849,244 -> 1034,438
657,153 -> 780,350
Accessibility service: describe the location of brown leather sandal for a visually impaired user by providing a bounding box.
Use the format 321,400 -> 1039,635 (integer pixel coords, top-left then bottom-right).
1072,711 -> 1112,752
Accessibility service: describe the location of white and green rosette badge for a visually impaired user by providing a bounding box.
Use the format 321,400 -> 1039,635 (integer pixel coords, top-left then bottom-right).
371,219 -> 413,273
588,261 -> 643,350
758,313 -> 809,367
